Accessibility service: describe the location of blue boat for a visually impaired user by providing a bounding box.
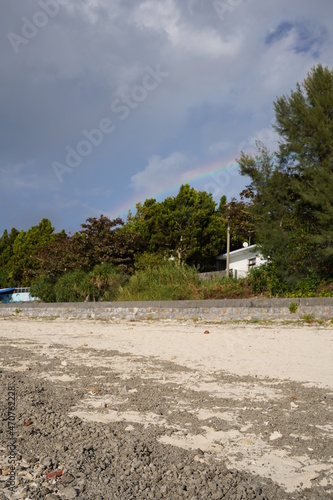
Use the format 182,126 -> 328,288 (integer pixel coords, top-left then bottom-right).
0,287 -> 39,304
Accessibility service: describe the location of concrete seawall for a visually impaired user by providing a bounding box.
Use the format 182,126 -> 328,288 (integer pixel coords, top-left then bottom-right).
1,298 -> 333,322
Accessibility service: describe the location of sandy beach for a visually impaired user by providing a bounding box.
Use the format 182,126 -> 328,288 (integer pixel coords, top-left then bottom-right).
0,317 -> 332,498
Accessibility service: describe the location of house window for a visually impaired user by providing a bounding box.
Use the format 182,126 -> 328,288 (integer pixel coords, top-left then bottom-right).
217,260 -> 226,271
248,257 -> 256,269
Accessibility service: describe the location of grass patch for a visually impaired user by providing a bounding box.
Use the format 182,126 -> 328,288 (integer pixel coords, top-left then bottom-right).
303,314 -> 315,324
289,302 -> 298,313
117,262 -> 200,301
116,262 -> 258,302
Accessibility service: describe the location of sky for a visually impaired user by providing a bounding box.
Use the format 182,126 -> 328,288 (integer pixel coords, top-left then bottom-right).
1,0 -> 333,234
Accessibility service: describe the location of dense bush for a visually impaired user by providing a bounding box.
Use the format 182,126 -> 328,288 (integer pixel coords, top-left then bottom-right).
88,263 -> 128,301
247,264 -> 333,298
134,252 -> 166,271
30,260 -> 333,303
31,264 -> 128,302
30,277 -> 56,303
247,265 -> 288,297
54,270 -> 96,302
200,276 -> 253,299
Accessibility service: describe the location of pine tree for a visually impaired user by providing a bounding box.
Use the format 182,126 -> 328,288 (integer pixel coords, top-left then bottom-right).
274,64 -> 333,262
238,64 -> 333,282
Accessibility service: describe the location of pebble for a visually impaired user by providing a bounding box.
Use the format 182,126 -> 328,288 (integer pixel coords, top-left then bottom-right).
121,384 -> 132,394
42,457 -> 53,468
58,485 -> 78,499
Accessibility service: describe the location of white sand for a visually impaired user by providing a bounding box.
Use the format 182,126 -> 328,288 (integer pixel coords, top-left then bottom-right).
1,318 -> 332,387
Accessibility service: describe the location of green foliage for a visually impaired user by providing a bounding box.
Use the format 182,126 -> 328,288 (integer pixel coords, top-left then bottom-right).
239,64 -> 333,284
118,264 -> 255,301
79,215 -> 143,272
30,277 -> 56,302
274,66 -> 333,266
285,272 -> 321,298
88,263 -> 128,301
32,232 -> 88,279
0,228 -> 20,286
134,252 -> 166,271
247,266 -> 270,296
130,184 -> 225,269
22,257 -> 333,302
316,281 -> 333,297
200,276 -> 252,299
54,270 -> 97,303
289,302 -> 298,313
247,265 -> 288,297
31,264 -> 128,302
247,264 -> 330,298
0,267 -> 11,288
117,261 -> 200,301
218,197 -> 255,250
9,219 -> 55,286
303,314 -> 315,324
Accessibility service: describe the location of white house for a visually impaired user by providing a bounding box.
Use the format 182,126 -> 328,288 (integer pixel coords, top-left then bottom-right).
216,244 -> 266,278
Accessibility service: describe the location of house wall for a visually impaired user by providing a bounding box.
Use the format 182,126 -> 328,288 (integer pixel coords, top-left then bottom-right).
198,270 -> 231,281
230,248 -> 266,278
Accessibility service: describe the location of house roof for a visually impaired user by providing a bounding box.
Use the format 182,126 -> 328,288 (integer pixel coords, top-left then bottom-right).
217,244 -> 258,260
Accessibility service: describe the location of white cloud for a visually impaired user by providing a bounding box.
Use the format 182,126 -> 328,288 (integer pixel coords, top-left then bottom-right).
130,152 -> 190,194
237,126 -> 281,156
132,0 -> 240,58
66,0 -> 122,25
0,160 -> 47,191
208,141 -> 231,155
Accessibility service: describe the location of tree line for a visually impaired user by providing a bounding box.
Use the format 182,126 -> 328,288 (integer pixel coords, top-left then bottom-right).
0,188 -> 252,285
0,64 -> 332,300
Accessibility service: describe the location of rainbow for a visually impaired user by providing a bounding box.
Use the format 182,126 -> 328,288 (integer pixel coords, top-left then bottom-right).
109,155 -> 240,220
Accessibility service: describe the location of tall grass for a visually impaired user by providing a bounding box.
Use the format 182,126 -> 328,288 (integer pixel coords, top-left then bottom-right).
200,276 -> 253,299
116,262 -> 255,301
117,262 -> 201,301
